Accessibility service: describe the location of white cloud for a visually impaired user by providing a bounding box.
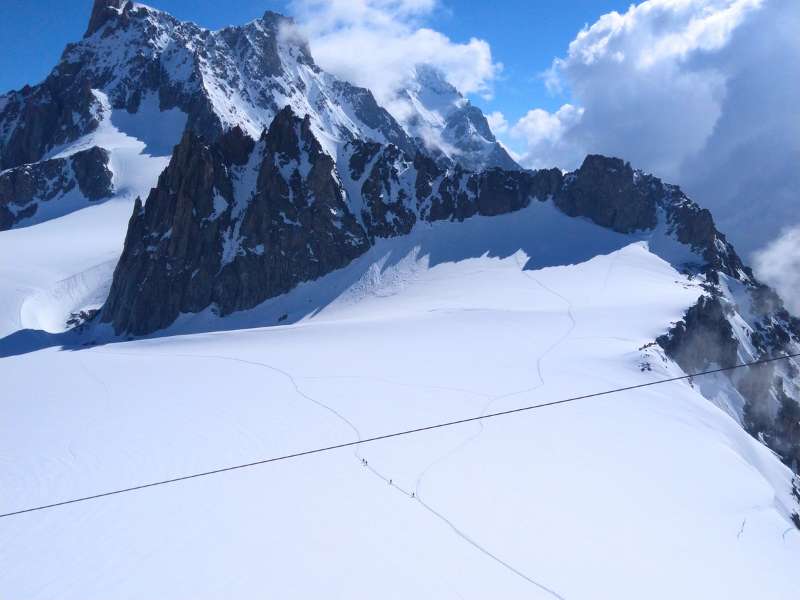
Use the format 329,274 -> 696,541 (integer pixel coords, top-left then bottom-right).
486,111 -> 508,135
289,0 -> 500,106
509,104 -> 584,169
754,226 -> 800,315
506,0 -> 800,270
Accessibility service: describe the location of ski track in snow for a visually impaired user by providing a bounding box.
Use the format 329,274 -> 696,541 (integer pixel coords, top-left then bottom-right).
401,253 -> 578,600
100,344 -> 566,599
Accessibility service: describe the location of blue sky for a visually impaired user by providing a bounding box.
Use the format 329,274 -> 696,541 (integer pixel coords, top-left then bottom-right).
0,0 -> 630,124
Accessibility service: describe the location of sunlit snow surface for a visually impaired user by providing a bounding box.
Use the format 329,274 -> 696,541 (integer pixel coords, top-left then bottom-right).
1,201 -> 799,599
0,90 -> 184,336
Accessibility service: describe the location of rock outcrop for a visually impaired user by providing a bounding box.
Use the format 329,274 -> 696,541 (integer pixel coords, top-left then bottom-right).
85,0 -> 131,38
658,268 -> 800,472
101,110 -> 375,334
0,146 -> 113,229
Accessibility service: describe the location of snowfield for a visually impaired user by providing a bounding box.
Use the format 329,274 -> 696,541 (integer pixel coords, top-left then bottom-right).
0,89 -> 184,338
1,200 -> 799,599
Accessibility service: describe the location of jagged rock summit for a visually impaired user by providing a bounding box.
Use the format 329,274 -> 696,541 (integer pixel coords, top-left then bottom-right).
85,0 -> 131,38
0,3 -> 520,231
1,1 -> 410,169
0,1 -> 416,229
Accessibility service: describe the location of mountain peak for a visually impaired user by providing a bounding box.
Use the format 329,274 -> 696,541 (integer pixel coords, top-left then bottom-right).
411,64 -> 462,103
260,10 -> 294,28
84,0 -> 131,38
392,63 -> 519,172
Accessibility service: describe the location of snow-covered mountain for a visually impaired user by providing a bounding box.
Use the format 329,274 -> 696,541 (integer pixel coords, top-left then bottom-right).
389,64 -> 519,171
1,2 -> 799,598
0,0 -> 411,230
0,4 -> 516,231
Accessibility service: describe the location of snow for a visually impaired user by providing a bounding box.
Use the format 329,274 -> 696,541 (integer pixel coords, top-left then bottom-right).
48,90 -> 182,201
387,64 -> 508,170
107,92 -> 187,157
0,89 -> 186,337
188,17 -> 396,160
0,200 -> 130,338
209,190 -> 228,220
1,200 -> 798,599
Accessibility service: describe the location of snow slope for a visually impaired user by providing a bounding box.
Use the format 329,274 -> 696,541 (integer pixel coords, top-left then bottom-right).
1,203 -> 798,599
0,89 -> 184,337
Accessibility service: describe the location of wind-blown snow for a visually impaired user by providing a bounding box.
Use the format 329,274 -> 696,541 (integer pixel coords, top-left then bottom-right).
1,201 -> 798,599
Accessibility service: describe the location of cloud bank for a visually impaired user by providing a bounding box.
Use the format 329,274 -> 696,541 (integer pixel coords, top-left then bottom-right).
501,0 -> 799,267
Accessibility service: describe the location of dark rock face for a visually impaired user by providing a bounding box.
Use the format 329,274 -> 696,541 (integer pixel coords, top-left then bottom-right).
71,146 -> 115,199
85,0 -> 130,38
556,154 -> 749,281
101,106 -> 567,336
0,82 -> 98,171
662,189 -> 748,281
100,130 -> 231,335
554,155 -> 658,233
101,108 -> 371,335
359,144 -> 417,239
657,296 -> 739,372
0,146 -> 112,230
658,281 -> 800,472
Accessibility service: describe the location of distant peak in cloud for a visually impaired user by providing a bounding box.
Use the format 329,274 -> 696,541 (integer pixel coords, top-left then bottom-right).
289,0 -> 500,107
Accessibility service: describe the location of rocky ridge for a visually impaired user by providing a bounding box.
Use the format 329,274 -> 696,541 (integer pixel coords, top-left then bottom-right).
0,146 -> 113,229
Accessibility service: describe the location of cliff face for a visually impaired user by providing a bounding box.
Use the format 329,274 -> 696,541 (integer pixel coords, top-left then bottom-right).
101,110 -> 375,334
